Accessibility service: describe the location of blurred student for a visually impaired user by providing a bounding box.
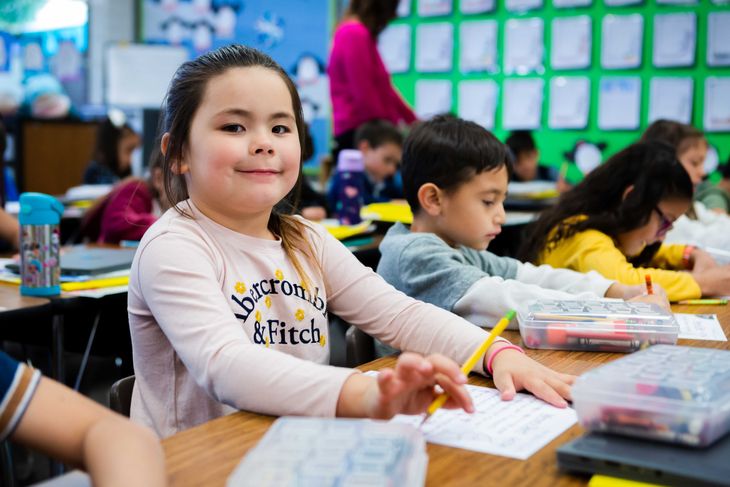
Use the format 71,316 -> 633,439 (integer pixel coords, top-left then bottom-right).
296,125 -> 328,221
327,119 -> 403,210
521,141 -> 730,301
0,349 -> 166,486
375,116 -> 664,358
641,120 -> 730,249
506,131 -> 548,182
81,147 -> 167,244
83,115 -> 141,185
0,118 -> 18,250
327,0 -> 416,163
696,158 -> 730,214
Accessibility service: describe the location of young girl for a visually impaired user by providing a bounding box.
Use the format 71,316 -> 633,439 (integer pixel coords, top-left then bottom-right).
641,119 -> 730,250
83,115 -> 141,185
82,148 -> 167,244
520,141 -> 730,302
128,44 -> 573,437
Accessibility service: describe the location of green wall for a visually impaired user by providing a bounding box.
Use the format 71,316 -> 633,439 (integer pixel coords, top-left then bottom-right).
388,1 -> 730,182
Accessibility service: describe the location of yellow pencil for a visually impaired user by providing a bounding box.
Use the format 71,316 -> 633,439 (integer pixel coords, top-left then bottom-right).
60,276 -> 129,292
420,309 -> 516,427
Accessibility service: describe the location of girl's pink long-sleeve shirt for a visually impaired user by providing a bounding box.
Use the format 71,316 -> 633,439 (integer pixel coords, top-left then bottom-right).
327,20 -> 416,136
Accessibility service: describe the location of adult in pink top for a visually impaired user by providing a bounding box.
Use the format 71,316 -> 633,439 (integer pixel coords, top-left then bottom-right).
327,0 -> 416,159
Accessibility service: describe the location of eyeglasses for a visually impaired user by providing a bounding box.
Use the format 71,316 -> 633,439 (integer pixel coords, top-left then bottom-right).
654,206 -> 674,237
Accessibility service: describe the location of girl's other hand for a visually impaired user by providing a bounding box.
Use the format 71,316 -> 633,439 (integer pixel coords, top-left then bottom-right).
690,248 -> 718,273
488,345 -> 574,408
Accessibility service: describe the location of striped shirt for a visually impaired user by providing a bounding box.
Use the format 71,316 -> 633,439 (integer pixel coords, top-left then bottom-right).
0,351 -> 41,440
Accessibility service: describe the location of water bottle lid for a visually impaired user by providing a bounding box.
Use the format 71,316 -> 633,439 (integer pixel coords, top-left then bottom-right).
19,192 -> 64,225
337,149 -> 364,172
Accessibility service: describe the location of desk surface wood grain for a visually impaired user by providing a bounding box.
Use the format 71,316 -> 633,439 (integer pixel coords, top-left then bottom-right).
0,282 -> 50,311
162,305 -> 730,486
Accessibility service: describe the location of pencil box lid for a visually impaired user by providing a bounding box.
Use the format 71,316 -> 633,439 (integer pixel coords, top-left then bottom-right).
573,345 -> 730,447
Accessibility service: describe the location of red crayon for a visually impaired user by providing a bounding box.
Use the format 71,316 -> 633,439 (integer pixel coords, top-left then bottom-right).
645,274 -> 653,295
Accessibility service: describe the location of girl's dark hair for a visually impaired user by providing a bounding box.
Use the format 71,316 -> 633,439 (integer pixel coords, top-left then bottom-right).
402,115 -> 511,215
520,141 -> 693,266
347,0 -> 399,37
641,119 -> 707,156
159,44 -> 316,284
93,118 -> 136,178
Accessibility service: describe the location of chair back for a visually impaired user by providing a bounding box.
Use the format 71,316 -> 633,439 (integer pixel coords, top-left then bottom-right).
345,326 -> 375,367
109,375 -> 135,417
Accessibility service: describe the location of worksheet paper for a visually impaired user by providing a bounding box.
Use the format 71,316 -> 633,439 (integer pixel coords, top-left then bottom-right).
503,78 -> 544,130
551,16 -> 592,70
415,79 -> 452,119
553,0 -> 592,7
598,77 -> 641,130
417,0 -> 453,17
460,0 -> 495,14
653,12 -> 696,68
707,12 -> 730,67
397,0 -> 411,17
648,77 -> 693,125
506,0 -> 543,11
675,313 -> 727,342
703,77 -> 730,132
549,77 -> 590,129
378,24 -> 411,74
415,22 -> 453,73
459,20 -> 498,73
392,385 -> 577,460
601,14 -> 643,70
504,18 -> 544,74
604,0 -> 641,5
458,80 -> 498,129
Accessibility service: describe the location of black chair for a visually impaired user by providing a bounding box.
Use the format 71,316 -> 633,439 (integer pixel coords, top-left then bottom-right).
109,375 -> 135,417
345,326 -> 375,367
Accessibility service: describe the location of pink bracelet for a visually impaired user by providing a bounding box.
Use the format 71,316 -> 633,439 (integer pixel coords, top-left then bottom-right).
487,344 -> 525,375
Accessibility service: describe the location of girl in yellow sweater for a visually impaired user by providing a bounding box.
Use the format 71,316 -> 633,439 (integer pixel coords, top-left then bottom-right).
520,141 -> 730,301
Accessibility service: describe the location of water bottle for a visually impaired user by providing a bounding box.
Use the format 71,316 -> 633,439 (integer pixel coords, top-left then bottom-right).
335,149 -> 365,225
18,192 -> 63,296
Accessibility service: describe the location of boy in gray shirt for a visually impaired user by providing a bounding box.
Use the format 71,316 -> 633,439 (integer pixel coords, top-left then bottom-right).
376,116 -> 667,355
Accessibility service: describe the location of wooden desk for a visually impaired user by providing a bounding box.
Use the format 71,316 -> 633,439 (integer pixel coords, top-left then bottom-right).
0,282 -> 50,314
162,305 -> 730,486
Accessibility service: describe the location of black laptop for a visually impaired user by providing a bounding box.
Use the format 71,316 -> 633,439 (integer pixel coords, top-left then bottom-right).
6,247 -> 136,276
557,432 -> 730,486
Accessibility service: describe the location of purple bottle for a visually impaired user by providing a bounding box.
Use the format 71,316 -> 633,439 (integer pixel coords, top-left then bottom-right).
335,149 -> 365,225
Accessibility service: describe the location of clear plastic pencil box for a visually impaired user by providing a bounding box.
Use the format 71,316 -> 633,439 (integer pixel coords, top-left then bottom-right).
573,345 -> 730,447
227,417 -> 428,487
519,299 -> 679,352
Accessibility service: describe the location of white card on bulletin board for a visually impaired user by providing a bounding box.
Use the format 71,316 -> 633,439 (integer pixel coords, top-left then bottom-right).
707,12 -> 730,67
415,23 -> 453,72
417,0 -> 452,16
415,79 -> 452,119
503,78 -> 544,130
506,0 -> 543,11
653,13 -> 696,68
397,0 -> 411,17
604,0 -> 642,5
601,14 -> 643,70
105,43 -> 188,107
711,0 -> 730,4
460,0 -> 496,14
549,77 -> 590,129
458,80 -> 498,129
656,0 -> 696,4
504,18 -> 544,74
704,77 -> 730,132
598,77 -> 641,130
648,77 -> 693,124
553,0 -> 592,7
378,24 -> 411,74
551,16 -> 591,70
460,20 -> 498,73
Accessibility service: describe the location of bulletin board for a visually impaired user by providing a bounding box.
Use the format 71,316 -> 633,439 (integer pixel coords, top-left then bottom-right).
384,0 -> 730,180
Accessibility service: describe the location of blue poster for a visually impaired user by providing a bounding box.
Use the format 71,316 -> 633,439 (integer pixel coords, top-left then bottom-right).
143,0 -> 331,168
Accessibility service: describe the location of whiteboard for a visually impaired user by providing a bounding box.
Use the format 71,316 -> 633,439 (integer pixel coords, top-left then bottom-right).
105,43 -> 189,108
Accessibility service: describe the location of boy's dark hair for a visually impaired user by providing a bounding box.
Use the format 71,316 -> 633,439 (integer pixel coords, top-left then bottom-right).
354,119 -> 403,149
720,155 -> 730,180
346,0 -> 399,37
519,141 -> 693,267
401,115 -> 511,214
505,130 -> 536,160
641,119 -> 706,156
